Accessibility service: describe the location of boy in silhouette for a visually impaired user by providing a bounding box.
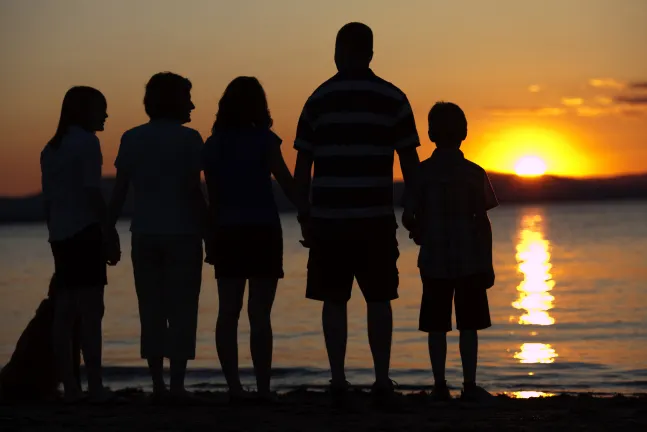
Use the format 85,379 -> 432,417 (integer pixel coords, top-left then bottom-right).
404,102 -> 497,402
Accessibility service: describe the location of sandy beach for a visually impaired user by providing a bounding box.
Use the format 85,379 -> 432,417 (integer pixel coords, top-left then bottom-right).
1,389 -> 646,431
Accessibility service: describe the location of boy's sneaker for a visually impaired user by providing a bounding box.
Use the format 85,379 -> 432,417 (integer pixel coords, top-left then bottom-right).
370,380 -> 405,413
429,381 -> 452,403
460,384 -> 496,404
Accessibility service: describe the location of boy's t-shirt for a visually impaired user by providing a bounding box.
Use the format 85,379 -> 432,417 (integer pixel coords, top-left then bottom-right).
415,148 -> 498,279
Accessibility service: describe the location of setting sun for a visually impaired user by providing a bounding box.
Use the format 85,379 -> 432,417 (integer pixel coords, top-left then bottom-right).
515,157 -> 547,177
471,126 -> 590,178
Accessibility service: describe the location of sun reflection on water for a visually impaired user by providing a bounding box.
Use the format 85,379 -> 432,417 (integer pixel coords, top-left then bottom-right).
513,214 -> 555,326
513,211 -> 559,366
508,391 -> 556,399
514,343 -> 558,364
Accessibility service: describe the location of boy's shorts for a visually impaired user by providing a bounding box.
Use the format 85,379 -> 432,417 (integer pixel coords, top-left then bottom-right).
419,275 -> 491,333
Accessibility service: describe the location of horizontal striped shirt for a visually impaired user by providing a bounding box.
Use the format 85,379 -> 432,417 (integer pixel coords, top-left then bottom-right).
294,68 -> 420,220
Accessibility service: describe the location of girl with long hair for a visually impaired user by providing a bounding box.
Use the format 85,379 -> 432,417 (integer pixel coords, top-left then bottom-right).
203,77 -> 307,403
40,86 -> 118,403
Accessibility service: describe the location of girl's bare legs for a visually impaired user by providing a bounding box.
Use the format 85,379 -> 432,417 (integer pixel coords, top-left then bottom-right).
52,289 -> 82,400
215,278 -> 246,395
248,278 -> 278,396
77,286 -> 106,398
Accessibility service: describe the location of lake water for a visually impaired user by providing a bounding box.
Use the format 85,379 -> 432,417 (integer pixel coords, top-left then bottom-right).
1,203 -> 646,397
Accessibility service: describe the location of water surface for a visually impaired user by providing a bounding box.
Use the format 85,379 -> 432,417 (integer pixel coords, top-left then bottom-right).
1,202 -> 646,396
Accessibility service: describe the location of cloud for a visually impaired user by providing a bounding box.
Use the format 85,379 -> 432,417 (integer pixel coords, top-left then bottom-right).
528,85 -> 541,93
614,96 -> 647,105
588,78 -> 625,90
628,81 -> 647,89
488,107 -> 566,117
575,106 -> 608,117
575,104 -> 647,117
561,97 -> 584,107
594,96 -> 613,105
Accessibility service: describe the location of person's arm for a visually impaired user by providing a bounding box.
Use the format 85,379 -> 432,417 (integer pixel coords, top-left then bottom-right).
293,104 -> 315,217
393,95 -> 422,230
476,171 -> 498,241
188,130 -> 208,236
202,165 -> 218,265
103,134 -> 134,266
106,133 -> 132,229
44,199 -> 51,228
41,160 -> 51,229
399,147 -> 421,230
477,170 -> 499,284
293,152 -> 313,216
81,136 -> 108,224
105,170 -> 129,228
293,102 -> 316,245
269,138 -> 309,214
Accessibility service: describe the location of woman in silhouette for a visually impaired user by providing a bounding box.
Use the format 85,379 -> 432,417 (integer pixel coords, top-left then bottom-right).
106,73 -> 207,403
203,77 -> 306,403
40,86 -> 119,403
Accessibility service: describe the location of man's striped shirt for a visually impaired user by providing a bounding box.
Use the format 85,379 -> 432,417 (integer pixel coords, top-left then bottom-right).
294,68 -> 420,220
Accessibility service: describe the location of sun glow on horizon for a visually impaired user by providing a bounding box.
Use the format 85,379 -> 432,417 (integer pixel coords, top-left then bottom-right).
515,156 -> 547,177
473,126 -> 589,177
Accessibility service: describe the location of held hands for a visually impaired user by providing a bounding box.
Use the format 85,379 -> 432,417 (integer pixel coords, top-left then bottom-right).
204,235 -> 217,265
402,211 -> 422,245
297,208 -> 312,248
103,226 -> 121,266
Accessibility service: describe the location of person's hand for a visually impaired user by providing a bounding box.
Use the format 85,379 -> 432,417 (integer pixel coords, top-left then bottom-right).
297,212 -> 312,248
204,235 -> 217,265
402,210 -> 416,233
409,228 -> 422,246
402,211 -> 423,245
103,227 -> 121,266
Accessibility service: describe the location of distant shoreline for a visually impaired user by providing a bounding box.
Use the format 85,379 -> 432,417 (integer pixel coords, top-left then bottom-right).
1,173 -> 647,223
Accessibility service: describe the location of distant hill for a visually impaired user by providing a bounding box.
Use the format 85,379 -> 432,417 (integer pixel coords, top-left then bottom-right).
1,173 -> 647,223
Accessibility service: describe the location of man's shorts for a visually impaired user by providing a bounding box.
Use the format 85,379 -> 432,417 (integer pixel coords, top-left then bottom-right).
419,274 -> 492,333
305,218 -> 399,303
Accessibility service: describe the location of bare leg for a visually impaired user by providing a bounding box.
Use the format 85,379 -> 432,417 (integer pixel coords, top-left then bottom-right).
367,301 -> 393,387
247,278 -> 278,395
147,357 -> 165,393
170,359 -> 188,394
428,332 -> 448,385
77,286 -> 105,395
52,289 -> 82,399
215,278 -> 246,395
459,330 -> 478,385
322,301 -> 348,386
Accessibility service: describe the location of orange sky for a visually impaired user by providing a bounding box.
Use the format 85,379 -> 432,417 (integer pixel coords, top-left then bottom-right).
1,0 -> 646,196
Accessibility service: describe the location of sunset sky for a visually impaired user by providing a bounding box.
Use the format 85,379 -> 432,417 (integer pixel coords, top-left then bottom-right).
1,0 -> 646,196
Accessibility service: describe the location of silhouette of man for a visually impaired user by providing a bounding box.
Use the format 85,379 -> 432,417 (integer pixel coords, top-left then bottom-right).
294,22 -> 420,410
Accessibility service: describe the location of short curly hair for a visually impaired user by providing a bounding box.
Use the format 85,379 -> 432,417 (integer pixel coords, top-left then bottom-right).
143,72 -> 192,120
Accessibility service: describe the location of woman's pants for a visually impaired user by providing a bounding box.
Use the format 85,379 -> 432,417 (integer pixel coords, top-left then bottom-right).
131,234 -> 203,361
